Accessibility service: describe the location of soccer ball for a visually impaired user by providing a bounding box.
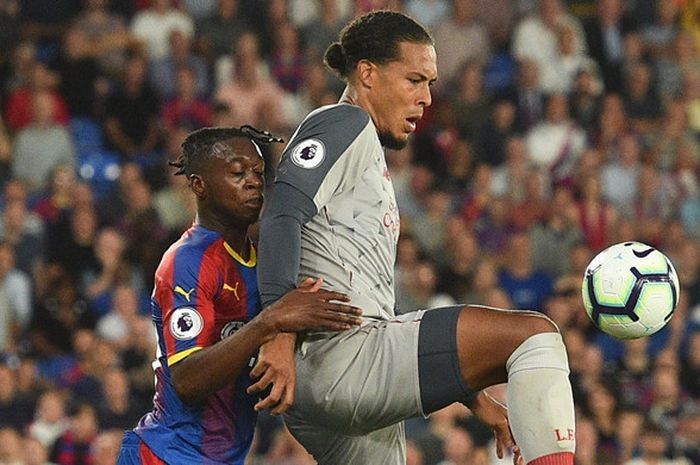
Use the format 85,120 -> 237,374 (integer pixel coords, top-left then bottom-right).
581,241 -> 680,339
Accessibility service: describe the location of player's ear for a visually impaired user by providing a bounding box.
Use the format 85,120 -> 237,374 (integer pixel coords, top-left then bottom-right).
356,59 -> 375,89
189,174 -> 207,199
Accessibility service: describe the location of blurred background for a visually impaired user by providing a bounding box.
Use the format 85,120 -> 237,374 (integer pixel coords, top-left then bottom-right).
0,0 -> 699,464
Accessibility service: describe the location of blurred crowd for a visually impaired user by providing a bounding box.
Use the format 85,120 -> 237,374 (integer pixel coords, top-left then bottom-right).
0,0 -> 700,464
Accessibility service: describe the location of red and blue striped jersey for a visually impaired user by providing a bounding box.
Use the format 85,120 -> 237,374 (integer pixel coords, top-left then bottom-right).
133,224 -> 262,465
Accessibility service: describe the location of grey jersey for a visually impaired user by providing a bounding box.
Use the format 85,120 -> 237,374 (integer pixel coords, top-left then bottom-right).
263,104 -> 399,319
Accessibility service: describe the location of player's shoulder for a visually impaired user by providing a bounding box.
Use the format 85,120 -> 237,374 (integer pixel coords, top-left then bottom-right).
281,104 -> 372,173
156,226 -> 224,278
295,103 -> 370,137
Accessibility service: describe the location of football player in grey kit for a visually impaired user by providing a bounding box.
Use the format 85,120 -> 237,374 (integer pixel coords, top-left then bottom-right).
254,10 -> 576,465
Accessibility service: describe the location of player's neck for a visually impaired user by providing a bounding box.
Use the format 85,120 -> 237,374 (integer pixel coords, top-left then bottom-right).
196,214 -> 250,259
340,86 -> 377,128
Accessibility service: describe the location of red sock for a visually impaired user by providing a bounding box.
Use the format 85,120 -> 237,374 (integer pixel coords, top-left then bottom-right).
528,452 -> 575,465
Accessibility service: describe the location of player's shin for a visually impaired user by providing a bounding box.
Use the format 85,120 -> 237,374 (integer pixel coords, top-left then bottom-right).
505,332 -> 575,465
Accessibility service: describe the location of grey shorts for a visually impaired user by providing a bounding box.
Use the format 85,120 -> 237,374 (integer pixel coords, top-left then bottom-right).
284,306 -> 471,465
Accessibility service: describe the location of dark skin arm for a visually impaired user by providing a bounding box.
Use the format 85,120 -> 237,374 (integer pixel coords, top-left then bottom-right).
171,278 -> 362,405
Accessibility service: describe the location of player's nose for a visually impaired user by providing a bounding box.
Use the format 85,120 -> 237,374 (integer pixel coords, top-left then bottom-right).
245,171 -> 264,189
417,80 -> 432,108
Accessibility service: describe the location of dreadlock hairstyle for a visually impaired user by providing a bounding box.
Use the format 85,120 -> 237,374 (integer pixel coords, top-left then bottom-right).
169,125 -> 283,177
324,10 -> 433,80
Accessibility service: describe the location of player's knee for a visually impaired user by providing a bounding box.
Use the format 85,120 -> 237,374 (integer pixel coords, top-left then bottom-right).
521,311 -> 560,337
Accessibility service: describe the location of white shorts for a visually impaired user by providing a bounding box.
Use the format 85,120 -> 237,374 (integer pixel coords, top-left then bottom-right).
284,311 -> 425,465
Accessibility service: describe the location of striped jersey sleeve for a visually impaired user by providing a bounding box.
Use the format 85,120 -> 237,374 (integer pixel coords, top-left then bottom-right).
153,235 -> 222,366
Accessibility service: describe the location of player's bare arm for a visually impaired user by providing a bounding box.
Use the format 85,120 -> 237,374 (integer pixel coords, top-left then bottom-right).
171,278 -> 361,405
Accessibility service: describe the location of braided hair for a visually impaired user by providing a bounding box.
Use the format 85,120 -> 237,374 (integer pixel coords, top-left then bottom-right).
169,125 -> 283,177
324,10 -> 433,80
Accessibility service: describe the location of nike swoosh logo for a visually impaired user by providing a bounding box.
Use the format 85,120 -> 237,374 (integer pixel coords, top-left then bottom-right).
633,248 -> 654,258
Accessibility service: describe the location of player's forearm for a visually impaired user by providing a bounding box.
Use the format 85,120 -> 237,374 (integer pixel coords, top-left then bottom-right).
171,317 -> 279,405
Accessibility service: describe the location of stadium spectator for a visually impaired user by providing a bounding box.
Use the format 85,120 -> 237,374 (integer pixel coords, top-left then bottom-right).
622,420 -> 691,465
641,0 -> 680,59
71,0 -> 133,77
50,28 -> 102,118
92,431 -> 123,465
160,66 -> 212,130
0,426 -> 24,465
30,272 -> 94,357
0,363 -> 34,430
569,62 -> 604,133
505,59 -> 546,132
22,435 -> 55,465
215,32 -> 287,131
52,403 -> 98,465
0,199 -> 46,276
28,390 -> 69,450
583,0 -> 638,93
301,0 -> 347,60
622,61 -> 663,134
95,285 -> 140,349
150,29 -> 209,99
529,186 -> 583,279
451,60 -> 491,139
600,132 -> 642,216
473,98 -> 518,168
195,0 -> 251,61
96,368 -> 143,431
11,91 -> 76,193
4,61 -> 70,132
525,93 -> 586,186
433,0 -> 491,92
0,241 -> 32,352
46,205 -> 99,285
269,22 -> 306,94
103,54 -> 161,164
512,0 -> 586,93
129,0 -> 194,60
497,231 -> 554,310
656,32 -> 700,103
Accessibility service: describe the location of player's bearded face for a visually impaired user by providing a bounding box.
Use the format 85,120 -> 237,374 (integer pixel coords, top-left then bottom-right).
370,42 -> 437,150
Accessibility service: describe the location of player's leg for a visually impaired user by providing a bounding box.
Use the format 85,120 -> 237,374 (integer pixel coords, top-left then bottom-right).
285,412 -> 407,465
285,313 -> 426,465
116,432 -> 166,465
418,305 -> 575,465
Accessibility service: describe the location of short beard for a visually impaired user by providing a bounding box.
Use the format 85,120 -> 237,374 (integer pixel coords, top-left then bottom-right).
378,130 -> 408,150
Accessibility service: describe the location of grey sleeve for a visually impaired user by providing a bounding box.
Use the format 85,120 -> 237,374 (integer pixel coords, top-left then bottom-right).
258,104 -> 369,306
258,182 -> 316,307
274,104 -> 369,203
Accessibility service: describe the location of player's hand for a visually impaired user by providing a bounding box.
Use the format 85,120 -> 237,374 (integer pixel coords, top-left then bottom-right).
248,333 -> 296,415
262,277 -> 363,334
469,391 -> 523,465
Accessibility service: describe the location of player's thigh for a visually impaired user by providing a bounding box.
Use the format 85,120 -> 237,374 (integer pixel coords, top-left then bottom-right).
455,305 -> 558,390
117,432 -> 166,465
285,414 -> 406,465
290,312 -> 424,435
417,304 -> 558,414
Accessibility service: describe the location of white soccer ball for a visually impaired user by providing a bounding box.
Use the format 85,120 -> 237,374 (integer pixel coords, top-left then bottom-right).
581,241 -> 680,339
